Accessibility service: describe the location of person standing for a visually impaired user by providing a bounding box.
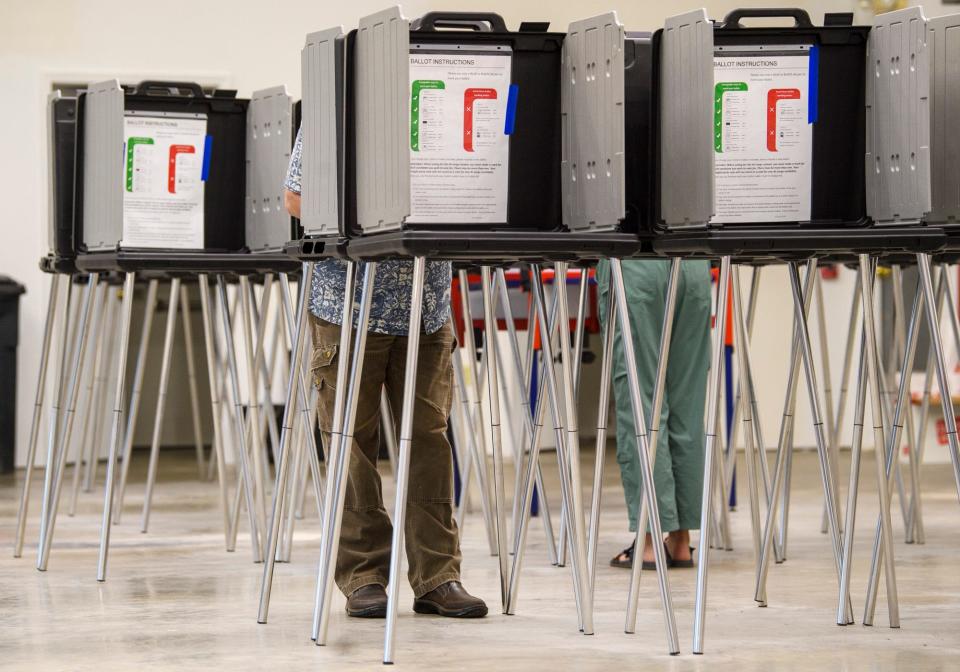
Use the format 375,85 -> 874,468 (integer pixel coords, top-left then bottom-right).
597,259 -> 711,570
284,127 -> 487,617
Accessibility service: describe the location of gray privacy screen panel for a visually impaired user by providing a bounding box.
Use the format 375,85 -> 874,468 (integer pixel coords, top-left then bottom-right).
660,9 -> 714,229
928,14 -> 960,225
82,80 -> 124,251
302,27 -> 343,238
561,12 -> 625,232
246,86 -> 292,252
866,7 -> 931,225
356,6 -> 411,234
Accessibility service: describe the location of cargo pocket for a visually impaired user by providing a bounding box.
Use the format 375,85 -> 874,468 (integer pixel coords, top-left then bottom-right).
310,343 -> 338,391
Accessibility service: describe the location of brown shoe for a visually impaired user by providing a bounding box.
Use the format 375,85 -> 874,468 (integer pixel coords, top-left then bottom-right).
345,584 -> 387,618
413,581 -> 488,618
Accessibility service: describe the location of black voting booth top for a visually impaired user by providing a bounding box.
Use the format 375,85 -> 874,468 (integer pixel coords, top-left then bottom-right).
290,13 -> 653,265
71,82 -> 299,277
652,9 -> 947,263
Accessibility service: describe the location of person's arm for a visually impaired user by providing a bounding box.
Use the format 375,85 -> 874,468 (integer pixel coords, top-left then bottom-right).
283,127 -> 303,218
284,189 -> 301,218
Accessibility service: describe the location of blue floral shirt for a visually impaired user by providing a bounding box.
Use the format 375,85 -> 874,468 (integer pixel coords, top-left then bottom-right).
285,128 -> 451,336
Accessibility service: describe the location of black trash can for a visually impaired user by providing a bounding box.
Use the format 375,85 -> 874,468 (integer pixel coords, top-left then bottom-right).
0,277 -> 26,474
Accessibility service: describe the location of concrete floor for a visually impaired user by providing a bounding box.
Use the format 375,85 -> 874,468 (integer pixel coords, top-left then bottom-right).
1,448 -> 959,671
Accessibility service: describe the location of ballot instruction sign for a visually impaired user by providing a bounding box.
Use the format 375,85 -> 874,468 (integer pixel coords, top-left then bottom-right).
407,45 -> 511,224
122,113 -> 207,248
712,46 -> 814,223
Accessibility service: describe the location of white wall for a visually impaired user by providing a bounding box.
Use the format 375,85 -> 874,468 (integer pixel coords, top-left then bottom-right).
6,0 -> 954,468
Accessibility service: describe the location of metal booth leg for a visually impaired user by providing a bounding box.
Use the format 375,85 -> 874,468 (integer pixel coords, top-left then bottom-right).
69,282 -> 108,511
31,276 -> 73,560
553,263 -> 594,633
623,257 -> 680,639
239,275 -> 270,533
249,276 -> 283,471
891,266 -> 919,537
785,261 -> 850,621
505,274 -> 566,615
907,265 -> 948,544
857,255 -> 900,628
837,330 -> 868,625
13,274 -> 62,558
496,268 -> 557,567
382,258 -> 432,662
452,322 -> 498,552
312,262 -> 374,645
37,273 -> 100,571
198,274 -> 232,548
180,282 -> 208,478
732,266 -> 763,562
96,272 -> 136,581
860,268 -> 926,626
86,285 -> 118,493
456,268 -> 498,554
277,270 -> 326,562
829,272 -> 863,538
481,267 -> 509,610
815,271 -> 843,536
754,261 -> 817,606
692,256 -> 732,655
216,275 -> 264,562
257,263 -> 318,624
722,267 -> 760,518
141,278 -> 182,533
114,278 -> 159,523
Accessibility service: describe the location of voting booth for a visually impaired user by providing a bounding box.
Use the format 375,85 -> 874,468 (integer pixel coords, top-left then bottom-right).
298,7 -> 666,262
72,80 -> 297,273
652,8 -> 945,259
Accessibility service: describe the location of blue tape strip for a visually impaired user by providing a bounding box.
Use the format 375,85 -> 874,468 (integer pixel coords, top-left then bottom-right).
808,44 -> 819,124
504,84 -> 519,135
201,135 -> 213,181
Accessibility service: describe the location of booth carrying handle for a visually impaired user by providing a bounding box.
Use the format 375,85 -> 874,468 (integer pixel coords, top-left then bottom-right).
134,81 -> 207,98
413,11 -> 508,33
721,8 -> 814,29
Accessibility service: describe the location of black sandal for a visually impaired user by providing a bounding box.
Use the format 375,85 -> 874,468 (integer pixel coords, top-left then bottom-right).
669,546 -> 696,569
643,542 -> 674,571
609,544 -> 634,569
611,542 -> 675,570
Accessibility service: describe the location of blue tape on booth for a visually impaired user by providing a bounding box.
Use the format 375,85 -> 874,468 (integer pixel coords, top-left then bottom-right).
504,84 -> 519,135
808,44 -> 819,124
201,135 -> 213,181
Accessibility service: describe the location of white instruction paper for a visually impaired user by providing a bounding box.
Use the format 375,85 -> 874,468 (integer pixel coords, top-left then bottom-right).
408,48 -> 511,223
122,114 -> 207,248
712,50 -> 813,223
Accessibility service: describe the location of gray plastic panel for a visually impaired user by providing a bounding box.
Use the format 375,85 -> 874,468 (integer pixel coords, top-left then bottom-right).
302,27 -> 344,237
245,85 -> 293,252
46,90 -> 62,254
356,6 -> 410,234
866,7 -> 931,225
660,9 -> 714,229
928,13 -> 960,225
561,12 -> 625,232
82,80 -> 124,252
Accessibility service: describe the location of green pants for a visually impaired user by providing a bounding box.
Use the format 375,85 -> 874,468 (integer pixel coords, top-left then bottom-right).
597,259 -> 711,533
